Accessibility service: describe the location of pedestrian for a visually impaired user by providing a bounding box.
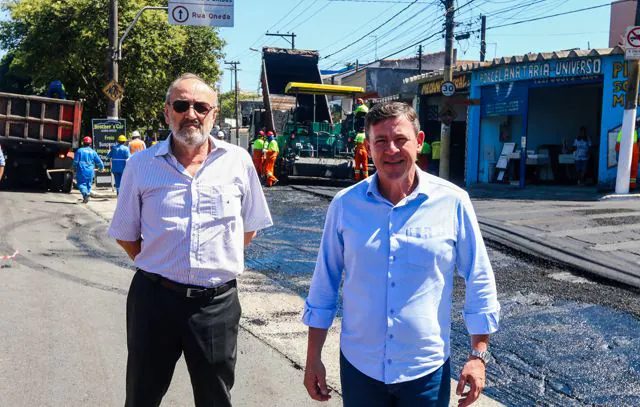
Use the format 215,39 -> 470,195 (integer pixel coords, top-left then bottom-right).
252,130 -> 266,178
573,126 -> 591,185
264,130 -> 279,187
302,102 -> 500,407
0,144 -> 5,182
353,130 -> 368,181
617,123 -> 639,190
73,136 -> 104,203
108,73 -> 273,407
417,138 -> 431,172
129,130 -> 146,154
107,134 -> 131,194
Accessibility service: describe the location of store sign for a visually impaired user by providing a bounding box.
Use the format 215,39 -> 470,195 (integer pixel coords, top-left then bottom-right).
169,0 -> 234,27
92,118 -> 126,186
422,75 -> 470,95
476,58 -> 603,86
481,82 -> 528,117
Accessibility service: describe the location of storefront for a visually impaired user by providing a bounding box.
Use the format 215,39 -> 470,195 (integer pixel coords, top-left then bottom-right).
407,72 -> 471,185
465,49 -> 628,189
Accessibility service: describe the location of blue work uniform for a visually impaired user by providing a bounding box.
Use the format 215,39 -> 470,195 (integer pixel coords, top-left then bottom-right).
73,146 -> 104,199
107,144 -> 131,193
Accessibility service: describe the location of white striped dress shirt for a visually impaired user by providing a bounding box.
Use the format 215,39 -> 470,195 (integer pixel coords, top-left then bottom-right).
108,136 -> 273,287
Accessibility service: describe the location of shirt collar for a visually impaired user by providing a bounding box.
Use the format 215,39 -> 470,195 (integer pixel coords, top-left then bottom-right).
154,134 -> 227,158
366,165 -> 431,203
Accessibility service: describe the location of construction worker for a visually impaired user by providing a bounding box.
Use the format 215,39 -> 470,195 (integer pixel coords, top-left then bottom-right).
46,80 -> 66,99
129,130 -> 146,154
353,131 -> 368,181
353,98 -> 369,132
617,125 -> 639,190
73,136 -> 104,203
417,139 -> 431,172
264,131 -> 279,187
252,130 -> 266,177
107,135 -> 131,194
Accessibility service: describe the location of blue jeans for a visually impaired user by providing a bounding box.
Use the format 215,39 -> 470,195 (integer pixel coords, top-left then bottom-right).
340,352 -> 450,407
113,172 -> 123,194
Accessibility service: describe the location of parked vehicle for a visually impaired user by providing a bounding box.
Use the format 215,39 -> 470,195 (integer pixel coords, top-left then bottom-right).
0,92 -> 82,192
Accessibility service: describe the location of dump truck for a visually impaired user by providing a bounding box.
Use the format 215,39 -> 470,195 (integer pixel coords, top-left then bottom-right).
0,92 -> 83,192
259,47 -> 364,182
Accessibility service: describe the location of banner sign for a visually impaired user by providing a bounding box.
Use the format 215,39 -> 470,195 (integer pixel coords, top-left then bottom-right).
481,82 -> 528,118
422,74 -> 470,95
476,58 -> 603,86
91,118 -> 126,186
168,0 -> 234,27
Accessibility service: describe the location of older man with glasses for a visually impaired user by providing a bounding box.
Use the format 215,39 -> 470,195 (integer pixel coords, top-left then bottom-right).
108,73 -> 273,407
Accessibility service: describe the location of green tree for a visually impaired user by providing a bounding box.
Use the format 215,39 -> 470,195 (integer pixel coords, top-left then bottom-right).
0,0 -> 225,133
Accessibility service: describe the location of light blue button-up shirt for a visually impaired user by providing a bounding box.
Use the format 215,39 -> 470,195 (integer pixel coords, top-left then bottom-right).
108,136 -> 273,287
0,145 -> 5,166
303,168 -> 500,384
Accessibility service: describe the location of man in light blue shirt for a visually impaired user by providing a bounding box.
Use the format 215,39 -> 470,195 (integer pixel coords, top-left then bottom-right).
302,102 -> 500,407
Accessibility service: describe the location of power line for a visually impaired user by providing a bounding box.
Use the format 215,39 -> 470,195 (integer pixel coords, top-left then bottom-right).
323,0 -> 421,59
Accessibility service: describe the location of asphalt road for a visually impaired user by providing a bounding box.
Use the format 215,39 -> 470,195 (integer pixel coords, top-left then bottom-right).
247,186 -> 640,407
0,191 -> 340,407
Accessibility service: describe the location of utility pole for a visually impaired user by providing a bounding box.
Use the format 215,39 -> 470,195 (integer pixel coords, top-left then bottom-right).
266,32 -> 296,49
225,61 -> 240,145
439,0 -> 455,180
108,0 -> 119,118
480,15 -> 487,62
616,1 -> 640,194
418,44 -> 423,74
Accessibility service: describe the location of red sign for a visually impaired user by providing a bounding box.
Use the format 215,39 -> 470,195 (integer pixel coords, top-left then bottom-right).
626,27 -> 640,48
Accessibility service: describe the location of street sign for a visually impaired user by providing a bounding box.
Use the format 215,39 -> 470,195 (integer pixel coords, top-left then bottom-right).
441,81 -> 456,97
168,0 -> 234,27
624,26 -> 640,60
439,103 -> 457,125
102,80 -> 124,102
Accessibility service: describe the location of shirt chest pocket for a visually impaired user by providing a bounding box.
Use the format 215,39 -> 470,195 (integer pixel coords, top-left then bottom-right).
200,184 -> 242,219
404,226 -> 453,267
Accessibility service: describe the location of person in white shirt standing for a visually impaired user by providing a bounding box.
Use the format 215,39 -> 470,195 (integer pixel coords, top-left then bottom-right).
108,73 -> 273,407
573,126 -> 592,185
302,102 -> 500,407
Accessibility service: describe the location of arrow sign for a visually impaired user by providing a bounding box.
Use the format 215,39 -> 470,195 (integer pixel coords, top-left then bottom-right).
168,0 -> 234,27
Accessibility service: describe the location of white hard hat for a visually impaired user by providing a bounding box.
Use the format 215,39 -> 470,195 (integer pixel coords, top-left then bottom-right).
215,131 -> 225,140
132,130 -> 141,139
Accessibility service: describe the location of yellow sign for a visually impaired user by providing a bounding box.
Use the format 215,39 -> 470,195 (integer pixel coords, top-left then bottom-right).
102,80 -> 124,102
421,75 -> 469,96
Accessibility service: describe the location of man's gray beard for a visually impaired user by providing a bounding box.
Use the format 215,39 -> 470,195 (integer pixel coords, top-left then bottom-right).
171,120 -> 212,147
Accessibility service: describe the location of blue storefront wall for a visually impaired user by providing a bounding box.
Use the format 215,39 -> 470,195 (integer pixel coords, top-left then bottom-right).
466,55 -> 622,187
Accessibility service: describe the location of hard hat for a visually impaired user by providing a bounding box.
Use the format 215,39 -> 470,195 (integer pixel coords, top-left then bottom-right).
82,136 -> 92,145
267,130 -> 274,136
151,141 -> 158,146
356,98 -> 364,104
216,131 -> 225,140
117,135 -> 127,143
259,130 -> 265,136
132,130 -> 141,139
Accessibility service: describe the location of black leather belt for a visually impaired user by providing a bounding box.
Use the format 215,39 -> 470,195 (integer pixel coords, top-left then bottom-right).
137,269 -> 237,299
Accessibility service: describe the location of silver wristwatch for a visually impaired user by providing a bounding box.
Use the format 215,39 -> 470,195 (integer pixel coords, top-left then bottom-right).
469,349 -> 491,365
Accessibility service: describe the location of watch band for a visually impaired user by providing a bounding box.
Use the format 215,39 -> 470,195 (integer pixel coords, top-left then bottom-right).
469,349 -> 491,364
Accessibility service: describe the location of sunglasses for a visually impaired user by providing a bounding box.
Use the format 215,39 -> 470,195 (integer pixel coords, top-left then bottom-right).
171,100 -> 214,115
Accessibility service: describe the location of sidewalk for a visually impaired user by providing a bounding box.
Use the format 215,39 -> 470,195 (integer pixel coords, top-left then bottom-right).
292,184 -> 640,289
77,188 -> 503,407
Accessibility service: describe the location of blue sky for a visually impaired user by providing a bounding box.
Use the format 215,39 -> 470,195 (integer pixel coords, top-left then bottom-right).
218,0 -> 613,93
0,0 -> 615,94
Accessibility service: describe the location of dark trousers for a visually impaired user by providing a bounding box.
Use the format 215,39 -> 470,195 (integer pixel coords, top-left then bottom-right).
340,352 -> 450,407
125,271 -> 241,407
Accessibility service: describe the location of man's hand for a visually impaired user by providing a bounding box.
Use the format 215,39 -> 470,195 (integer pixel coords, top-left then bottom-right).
303,355 -> 331,401
456,358 -> 486,407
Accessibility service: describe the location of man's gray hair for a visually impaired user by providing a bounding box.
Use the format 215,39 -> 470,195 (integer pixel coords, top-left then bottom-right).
165,73 -> 218,106
365,102 -> 420,135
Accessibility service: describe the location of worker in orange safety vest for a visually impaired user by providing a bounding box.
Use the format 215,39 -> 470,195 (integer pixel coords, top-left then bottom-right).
353,131 -> 368,181
252,130 -> 266,177
617,127 -> 639,190
264,131 -> 279,187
